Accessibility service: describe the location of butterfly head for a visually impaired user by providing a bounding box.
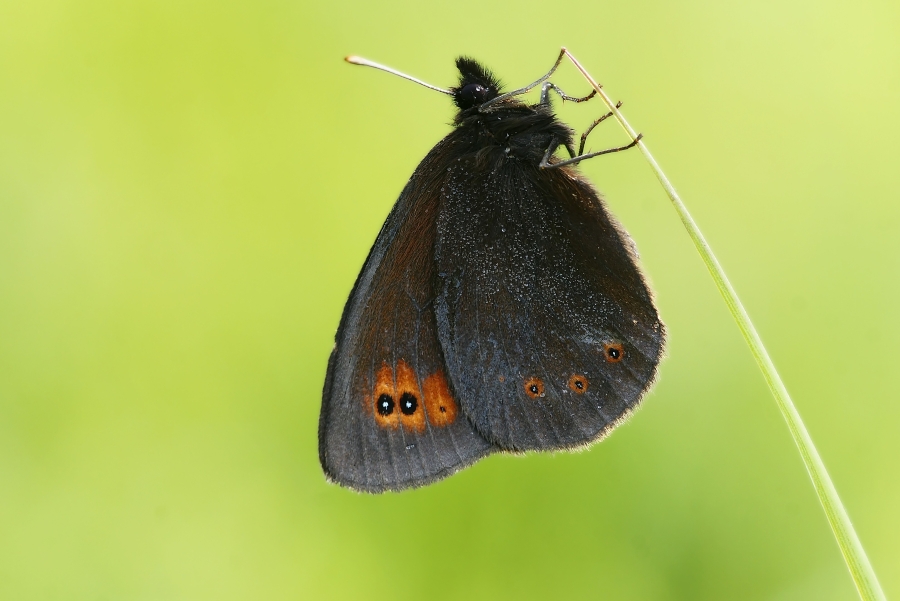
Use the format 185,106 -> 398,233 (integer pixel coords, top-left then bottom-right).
452,57 -> 502,110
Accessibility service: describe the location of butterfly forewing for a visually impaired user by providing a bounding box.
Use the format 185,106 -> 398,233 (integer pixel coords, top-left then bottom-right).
434,159 -> 664,451
320,142 -> 494,492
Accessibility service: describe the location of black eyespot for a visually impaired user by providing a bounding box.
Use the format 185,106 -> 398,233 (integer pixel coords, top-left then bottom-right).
377,393 -> 394,416
400,392 -> 418,415
457,83 -> 489,108
608,348 -> 619,359
529,384 -> 539,394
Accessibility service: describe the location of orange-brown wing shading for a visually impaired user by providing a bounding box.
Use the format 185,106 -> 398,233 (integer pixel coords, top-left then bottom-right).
319,139 -> 494,493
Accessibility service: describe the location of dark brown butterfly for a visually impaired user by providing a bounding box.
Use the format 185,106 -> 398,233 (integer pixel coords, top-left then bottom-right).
319,52 -> 665,493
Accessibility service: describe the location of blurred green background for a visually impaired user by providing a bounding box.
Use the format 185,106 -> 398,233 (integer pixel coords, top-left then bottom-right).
1,0 -> 898,599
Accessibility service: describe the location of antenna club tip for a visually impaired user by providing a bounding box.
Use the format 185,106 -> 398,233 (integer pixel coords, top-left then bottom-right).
345,55 -> 364,65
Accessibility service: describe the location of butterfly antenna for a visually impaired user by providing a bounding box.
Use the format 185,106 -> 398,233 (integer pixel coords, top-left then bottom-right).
345,56 -> 454,96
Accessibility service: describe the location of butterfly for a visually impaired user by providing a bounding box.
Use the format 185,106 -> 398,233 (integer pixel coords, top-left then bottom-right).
319,51 -> 665,492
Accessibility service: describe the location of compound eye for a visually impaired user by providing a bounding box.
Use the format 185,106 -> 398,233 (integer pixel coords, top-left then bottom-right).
458,83 -> 488,107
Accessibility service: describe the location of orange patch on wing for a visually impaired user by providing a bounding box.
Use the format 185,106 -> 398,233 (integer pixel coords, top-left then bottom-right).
524,377 -> 545,398
603,342 -> 624,363
568,374 -> 589,393
395,360 -> 425,433
423,371 -> 458,427
373,363 -> 398,429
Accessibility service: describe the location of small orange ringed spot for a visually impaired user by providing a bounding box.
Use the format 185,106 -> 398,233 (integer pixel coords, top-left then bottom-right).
568,374 -> 589,393
524,377 -> 545,398
604,342 -> 624,363
423,371 -> 457,427
498,375 -> 505,382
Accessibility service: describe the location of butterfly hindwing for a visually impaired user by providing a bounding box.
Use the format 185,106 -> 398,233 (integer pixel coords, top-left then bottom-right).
319,142 -> 494,492
434,159 -> 664,452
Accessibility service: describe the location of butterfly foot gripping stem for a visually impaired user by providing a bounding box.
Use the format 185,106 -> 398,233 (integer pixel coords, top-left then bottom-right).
578,101 -> 623,155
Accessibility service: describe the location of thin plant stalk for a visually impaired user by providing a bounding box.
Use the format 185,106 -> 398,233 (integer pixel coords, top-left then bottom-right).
560,48 -> 885,601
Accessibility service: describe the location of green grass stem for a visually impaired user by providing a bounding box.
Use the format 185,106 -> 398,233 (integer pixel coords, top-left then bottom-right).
561,48 -> 886,601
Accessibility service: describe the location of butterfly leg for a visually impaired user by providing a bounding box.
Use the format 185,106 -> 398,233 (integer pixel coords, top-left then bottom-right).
578,101 -> 623,155
539,136 -> 579,160
539,82 -> 597,106
540,133 -> 643,169
479,48 -> 567,111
